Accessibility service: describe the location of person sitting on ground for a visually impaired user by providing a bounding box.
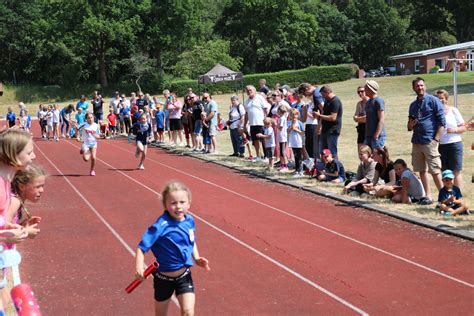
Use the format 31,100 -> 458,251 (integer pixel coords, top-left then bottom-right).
317,149 -> 345,183
363,146 -> 398,198
437,169 -> 470,216
343,145 -> 378,195
391,159 -> 427,204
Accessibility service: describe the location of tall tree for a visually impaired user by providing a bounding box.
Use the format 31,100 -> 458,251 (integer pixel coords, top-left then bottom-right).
345,0 -> 412,69
216,0 -> 318,73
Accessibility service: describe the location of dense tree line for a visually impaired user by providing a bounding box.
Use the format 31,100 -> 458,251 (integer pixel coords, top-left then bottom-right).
0,0 -> 469,87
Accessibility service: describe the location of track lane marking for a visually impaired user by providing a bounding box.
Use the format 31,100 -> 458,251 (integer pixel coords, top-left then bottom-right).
101,141 -> 474,289
33,143 -> 181,308
48,138 -> 370,314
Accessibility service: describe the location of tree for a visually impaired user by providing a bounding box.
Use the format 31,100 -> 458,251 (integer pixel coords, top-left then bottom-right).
216,0 -> 319,73
345,0 -> 412,69
171,39 -> 242,79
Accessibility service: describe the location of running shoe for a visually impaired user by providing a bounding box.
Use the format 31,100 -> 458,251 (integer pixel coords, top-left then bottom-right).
138,164 -> 145,170
90,171 -> 96,176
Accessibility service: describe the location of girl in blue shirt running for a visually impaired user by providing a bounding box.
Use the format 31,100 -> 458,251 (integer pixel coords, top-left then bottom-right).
135,181 -> 210,316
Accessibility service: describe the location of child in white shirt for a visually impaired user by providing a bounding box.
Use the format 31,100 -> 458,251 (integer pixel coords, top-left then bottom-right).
257,118 -> 275,169
277,105 -> 289,172
52,104 -> 60,141
287,109 -> 305,177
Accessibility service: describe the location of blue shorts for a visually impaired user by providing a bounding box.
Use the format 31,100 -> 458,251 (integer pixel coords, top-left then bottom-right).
324,175 -> 344,182
364,135 -> 386,150
194,120 -> 203,135
439,141 -> 463,172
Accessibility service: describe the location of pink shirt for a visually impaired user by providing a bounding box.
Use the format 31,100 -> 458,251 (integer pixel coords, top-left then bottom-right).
0,176 -> 11,229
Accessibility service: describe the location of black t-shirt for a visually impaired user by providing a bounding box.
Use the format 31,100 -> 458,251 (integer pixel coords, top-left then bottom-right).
375,161 -> 394,184
192,101 -> 204,121
325,159 -> 341,175
321,96 -> 343,134
259,86 -> 269,94
136,98 -> 149,111
92,98 -> 104,114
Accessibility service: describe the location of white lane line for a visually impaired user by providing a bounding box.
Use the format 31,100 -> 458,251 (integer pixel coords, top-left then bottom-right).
34,143 -> 181,308
105,142 -> 474,289
59,140 -> 369,314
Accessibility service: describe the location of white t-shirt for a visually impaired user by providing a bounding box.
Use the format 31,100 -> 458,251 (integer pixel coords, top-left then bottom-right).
228,104 -> 246,130
46,111 -> 53,126
271,100 -> 290,116
52,109 -> 60,123
79,122 -> 100,147
305,102 -> 318,125
278,113 -> 288,143
244,94 -> 268,126
263,126 -> 275,148
440,107 -> 464,144
287,120 -> 305,148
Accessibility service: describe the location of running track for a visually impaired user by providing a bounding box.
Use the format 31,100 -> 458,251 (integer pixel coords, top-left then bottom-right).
18,133 -> 474,315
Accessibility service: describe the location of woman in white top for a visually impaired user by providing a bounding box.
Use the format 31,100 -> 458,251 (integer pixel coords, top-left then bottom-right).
435,89 -> 466,188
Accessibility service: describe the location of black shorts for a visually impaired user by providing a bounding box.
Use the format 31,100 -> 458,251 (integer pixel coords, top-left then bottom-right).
250,125 -> 264,142
153,269 -> 194,302
169,119 -> 183,131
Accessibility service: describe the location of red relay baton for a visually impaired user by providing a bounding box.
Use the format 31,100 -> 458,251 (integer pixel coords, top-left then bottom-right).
126,262 -> 159,293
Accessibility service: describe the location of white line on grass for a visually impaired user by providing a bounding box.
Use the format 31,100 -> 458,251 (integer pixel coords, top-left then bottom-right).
58,140 -> 369,315
105,141 -> 474,289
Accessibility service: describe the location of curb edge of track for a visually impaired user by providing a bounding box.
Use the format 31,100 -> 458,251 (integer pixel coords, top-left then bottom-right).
157,144 -> 474,242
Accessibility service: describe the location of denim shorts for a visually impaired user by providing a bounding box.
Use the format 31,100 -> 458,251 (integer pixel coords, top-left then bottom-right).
194,120 -> 203,135
439,141 -> 463,172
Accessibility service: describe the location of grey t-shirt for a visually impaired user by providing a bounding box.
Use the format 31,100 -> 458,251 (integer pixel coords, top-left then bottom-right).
401,169 -> 425,199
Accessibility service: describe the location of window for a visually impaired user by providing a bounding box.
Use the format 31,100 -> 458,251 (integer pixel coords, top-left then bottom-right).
467,50 -> 474,72
414,59 -> 420,72
435,59 -> 445,70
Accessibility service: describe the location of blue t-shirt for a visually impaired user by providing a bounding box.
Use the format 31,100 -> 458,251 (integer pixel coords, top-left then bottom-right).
312,88 -> 324,107
204,100 -> 218,126
155,111 -> 165,129
365,96 -> 386,138
408,94 -> 446,144
76,100 -> 89,112
133,122 -> 151,143
138,212 -> 196,272
6,112 -> 16,123
438,186 -> 462,203
76,112 -> 86,125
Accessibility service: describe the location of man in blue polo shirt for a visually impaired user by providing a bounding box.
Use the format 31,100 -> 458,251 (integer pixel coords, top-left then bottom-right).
407,77 -> 446,204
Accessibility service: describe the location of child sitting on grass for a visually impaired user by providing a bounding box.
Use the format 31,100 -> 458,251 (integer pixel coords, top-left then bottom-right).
317,149 -> 345,183
437,169 -> 470,216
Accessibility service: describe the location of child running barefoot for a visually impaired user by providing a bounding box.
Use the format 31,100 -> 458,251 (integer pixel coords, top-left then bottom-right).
78,113 -> 100,176
0,129 -> 35,313
135,181 -> 210,316
132,113 -> 151,170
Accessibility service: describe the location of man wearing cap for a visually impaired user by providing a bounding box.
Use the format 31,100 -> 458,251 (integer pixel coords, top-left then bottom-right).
364,80 -> 386,149
408,77 -> 446,203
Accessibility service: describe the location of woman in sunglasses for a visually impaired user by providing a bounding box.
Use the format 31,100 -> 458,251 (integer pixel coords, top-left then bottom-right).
353,86 -> 368,151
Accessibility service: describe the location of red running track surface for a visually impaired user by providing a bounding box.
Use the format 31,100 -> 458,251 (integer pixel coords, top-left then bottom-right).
18,134 -> 474,315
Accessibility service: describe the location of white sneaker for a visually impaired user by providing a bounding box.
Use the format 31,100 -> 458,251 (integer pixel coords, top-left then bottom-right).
138,164 -> 145,170
292,172 -> 303,178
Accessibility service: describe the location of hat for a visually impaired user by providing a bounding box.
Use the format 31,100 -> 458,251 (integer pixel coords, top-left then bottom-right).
441,169 -> 454,179
322,149 -> 332,157
365,80 -> 379,93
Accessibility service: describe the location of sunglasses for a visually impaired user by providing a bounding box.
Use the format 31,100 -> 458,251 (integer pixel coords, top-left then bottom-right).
357,90 -> 365,94
272,94 -> 280,97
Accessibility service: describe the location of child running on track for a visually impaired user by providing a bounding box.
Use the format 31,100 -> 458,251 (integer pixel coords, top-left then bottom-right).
135,181 -> 210,316
78,113 -> 100,176
132,113 -> 151,170
0,129 -> 35,313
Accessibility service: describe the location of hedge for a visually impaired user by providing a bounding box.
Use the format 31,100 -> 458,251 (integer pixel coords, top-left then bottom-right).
168,64 -> 356,96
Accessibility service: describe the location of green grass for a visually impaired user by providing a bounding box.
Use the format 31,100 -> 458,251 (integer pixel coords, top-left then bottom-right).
2,73 -> 474,231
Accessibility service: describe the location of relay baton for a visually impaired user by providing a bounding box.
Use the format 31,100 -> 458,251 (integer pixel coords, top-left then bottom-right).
11,283 -> 42,316
125,262 -> 159,293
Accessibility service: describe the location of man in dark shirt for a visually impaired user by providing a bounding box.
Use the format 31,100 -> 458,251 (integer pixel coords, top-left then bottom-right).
258,78 -> 270,94
136,91 -> 149,111
91,90 -> 104,123
314,85 -> 343,159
